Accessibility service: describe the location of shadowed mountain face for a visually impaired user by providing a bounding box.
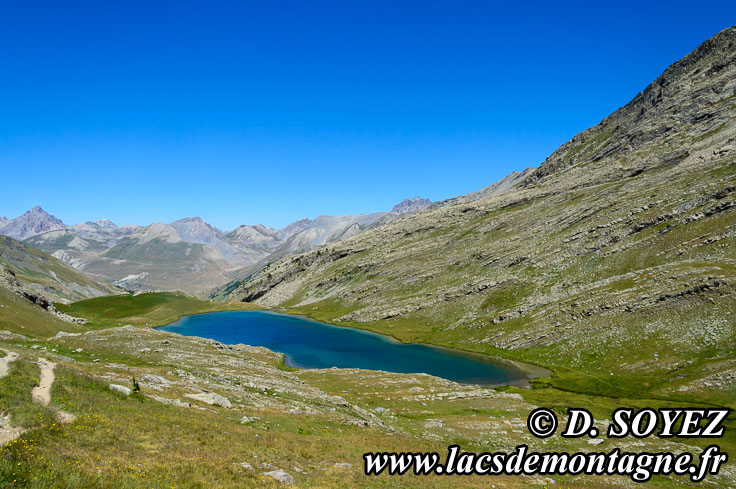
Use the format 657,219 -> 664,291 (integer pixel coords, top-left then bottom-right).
223,27 -> 736,406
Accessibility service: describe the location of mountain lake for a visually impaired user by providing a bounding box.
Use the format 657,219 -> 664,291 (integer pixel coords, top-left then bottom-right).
160,310 -> 536,386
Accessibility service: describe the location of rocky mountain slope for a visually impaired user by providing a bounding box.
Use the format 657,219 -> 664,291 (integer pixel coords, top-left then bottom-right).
267,213 -> 396,260
429,168 -> 535,209
0,235 -> 117,308
225,224 -> 283,259
223,26 -> 736,407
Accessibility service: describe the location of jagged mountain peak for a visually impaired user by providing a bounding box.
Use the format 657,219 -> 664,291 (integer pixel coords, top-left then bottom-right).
25,206 -> 55,217
0,206 -> 67,240
170,216 -> 225,238
391,197 -> 432,215
94,219 -> 118,230
175,216 -> 205,224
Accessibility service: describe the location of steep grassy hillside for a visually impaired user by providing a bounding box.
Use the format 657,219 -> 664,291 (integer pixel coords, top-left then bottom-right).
224,26 -> 736,408
0,287 -> 84,338
0,236 -> 117,303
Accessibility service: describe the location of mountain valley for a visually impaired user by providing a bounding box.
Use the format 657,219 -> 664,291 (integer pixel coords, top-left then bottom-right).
0,25 -> 735,489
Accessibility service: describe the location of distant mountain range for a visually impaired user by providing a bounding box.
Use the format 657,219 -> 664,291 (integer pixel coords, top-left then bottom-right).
0,196 -> 445,294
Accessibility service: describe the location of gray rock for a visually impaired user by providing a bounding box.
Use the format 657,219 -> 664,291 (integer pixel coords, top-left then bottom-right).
232,462 -> 254,471
0,330 -> 28,340
264,469 -> 294,484
140,374 -> 172,386
109,384 -> 132,396
52,331 -> 81,339
184,392 -> 232,408
0,206 -> 67,240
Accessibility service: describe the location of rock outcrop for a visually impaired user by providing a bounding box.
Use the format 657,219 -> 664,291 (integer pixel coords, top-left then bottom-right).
392,197 -> 432,215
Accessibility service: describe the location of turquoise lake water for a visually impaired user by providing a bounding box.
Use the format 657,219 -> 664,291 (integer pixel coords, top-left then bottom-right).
160,310 -> 526,385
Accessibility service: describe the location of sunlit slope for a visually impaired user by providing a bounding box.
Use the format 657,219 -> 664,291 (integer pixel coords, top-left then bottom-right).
224,26 -> 736,407
0,236 -> 117,303
0,286 -> 83,337
2,292 -> 733,488
58,291 -> 258,329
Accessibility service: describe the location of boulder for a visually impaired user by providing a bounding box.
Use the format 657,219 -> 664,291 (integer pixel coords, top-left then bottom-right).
109,384 -> 132,396
264,469 -> 294,484
232,462 -> 254,471
184,392 -> 232,408
52,331 -> 81,339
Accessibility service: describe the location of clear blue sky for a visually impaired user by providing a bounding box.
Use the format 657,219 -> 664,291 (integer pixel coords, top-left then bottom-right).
1,1 -> 734,230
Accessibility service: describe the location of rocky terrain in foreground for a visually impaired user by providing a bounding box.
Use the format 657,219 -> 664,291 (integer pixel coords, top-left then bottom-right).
2,315 -> 732,488
225,26 -> 736,407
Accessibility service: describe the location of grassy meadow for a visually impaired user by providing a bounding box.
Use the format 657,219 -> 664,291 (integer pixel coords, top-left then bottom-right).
1,291 -> 734,488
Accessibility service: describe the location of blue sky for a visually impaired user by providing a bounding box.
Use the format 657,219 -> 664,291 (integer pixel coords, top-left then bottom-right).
1,1 -> 734,230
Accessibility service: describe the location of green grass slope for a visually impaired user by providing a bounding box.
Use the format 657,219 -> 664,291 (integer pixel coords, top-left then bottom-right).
2,298 -> 732,489
58,291 -> 258,329
0,236 -> 117,303
0,287 -> 84,338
